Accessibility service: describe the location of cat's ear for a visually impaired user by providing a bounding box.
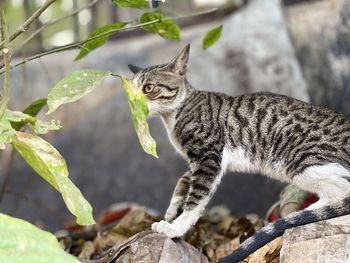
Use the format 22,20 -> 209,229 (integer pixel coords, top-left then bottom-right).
128,64 -> 143,74
166,44 -> 190,75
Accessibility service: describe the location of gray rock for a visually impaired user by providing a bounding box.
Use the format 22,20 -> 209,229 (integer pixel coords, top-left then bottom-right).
189,0 -> 309,101
82,231 -> 209,263
280,215 -> 350,263
286,0 -> 350,116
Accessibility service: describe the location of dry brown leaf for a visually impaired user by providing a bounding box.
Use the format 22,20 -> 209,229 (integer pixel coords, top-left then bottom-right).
214,237 -> 241,261
78,241 -> 95,260
247,236 -> 283,263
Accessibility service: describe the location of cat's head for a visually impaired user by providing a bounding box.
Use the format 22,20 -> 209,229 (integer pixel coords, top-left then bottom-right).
128,44 -> 191,116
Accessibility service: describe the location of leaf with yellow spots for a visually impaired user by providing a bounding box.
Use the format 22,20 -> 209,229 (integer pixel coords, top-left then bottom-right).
121,77 -> 158,158
47,69 -> 111,114
12,132 -> 95,225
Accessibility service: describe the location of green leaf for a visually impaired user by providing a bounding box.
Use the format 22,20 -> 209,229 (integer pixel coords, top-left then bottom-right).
32,119 -> 61,134
112,0 -> 147,9
23,98 -> 47,116
47,69 -> 111,114
202,25 -> 223,50
5,109 -> 61,134
75,22 -> 127,61
0,118 -> 15,150
12,132 -> 95,225
121,77 -> 158,158
5,110 -> 36,124
11,99 -> 47,131
140,12 -> 180,41
0,213 -> 79,263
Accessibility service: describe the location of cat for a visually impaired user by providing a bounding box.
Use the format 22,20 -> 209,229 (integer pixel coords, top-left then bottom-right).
128,44 -> 350,262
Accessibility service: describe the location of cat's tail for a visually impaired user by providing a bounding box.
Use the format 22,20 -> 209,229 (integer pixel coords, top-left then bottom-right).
218,196 -> 350,263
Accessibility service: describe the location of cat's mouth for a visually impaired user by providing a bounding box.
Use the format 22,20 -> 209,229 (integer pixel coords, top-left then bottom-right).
145,102 -> 158,118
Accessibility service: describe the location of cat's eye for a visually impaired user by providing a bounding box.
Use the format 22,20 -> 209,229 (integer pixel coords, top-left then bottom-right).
143,84 -> 155,93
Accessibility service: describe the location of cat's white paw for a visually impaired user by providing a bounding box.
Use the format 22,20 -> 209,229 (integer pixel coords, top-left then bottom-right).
164,207 -> 178,222
151,220 -> 186,238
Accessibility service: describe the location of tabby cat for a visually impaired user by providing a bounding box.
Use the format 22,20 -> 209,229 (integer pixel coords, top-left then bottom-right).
128,45 -> 350,262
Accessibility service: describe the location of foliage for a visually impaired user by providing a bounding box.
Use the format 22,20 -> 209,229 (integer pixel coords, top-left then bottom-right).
75,22 -> 128,61
0,117 -> 15,149
12,132 -> 94,225
47,69 -> 112,113
0,213 -> 79,263
10,99 -> 47,131
112,0 -> 148,9
202,25 -> 223,50
140,12 -> 180,41
121,77 -> 158,158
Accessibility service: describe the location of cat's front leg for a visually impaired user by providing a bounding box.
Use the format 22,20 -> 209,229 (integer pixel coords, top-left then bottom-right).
152,155 -> 223,238
164,171 -> 191,222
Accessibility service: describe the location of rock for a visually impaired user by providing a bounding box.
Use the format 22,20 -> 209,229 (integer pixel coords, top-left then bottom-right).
189,0 -> 309,101
280,215 -> 350,263
286,0 -> 350,116
82,231 -> 209,263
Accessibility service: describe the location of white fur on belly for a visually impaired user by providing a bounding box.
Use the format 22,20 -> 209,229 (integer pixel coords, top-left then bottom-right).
222,146 -> 289,182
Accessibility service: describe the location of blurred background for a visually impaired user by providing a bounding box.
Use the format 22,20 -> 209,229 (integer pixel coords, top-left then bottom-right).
0,0 -> 349,231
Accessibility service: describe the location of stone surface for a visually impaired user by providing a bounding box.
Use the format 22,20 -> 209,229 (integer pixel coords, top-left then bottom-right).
280,215 -> 350,263
82,231 -> 209,263
286,0 -> 350,116
189,0 -> 309,101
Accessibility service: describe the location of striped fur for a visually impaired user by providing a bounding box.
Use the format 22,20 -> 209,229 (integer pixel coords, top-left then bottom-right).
129,45 -> 350,261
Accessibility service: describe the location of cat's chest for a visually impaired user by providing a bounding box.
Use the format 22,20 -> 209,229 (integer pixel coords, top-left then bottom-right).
161,115 -> 188,158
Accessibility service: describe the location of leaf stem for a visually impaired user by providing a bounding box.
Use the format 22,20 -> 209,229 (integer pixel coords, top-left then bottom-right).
111,73 -> 122,78
0,18 -> 163,74
0,12 -> 11,121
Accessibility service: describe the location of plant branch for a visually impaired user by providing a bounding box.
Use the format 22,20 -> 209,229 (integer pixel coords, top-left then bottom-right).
0,0 -> 57,49
0,8 -> 217,75
18,0 -> 101,51
0,18 -> 164,74
0,12 -> 11,120
0,148 -> 15,203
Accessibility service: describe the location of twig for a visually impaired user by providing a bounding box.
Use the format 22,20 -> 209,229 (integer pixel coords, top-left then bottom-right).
0,8 -> 217,75
0,18 -> 164,74
0,0 -> 57,49
0,148 -> 14,202
18,0 -> 101,51
0,11 -> 11,120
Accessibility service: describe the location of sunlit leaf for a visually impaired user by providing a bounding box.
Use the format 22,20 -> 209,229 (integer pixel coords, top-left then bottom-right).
12,132 -> 95,225
140,12 -> 180,41
0,118 -> 15,150
121,77 -> 158,158
32,119 -> 61,134
0,213 -> 79,263
11,99 -> 47,131
112,0 -> 147,9
202,25 -> 223,50
5,110 -> 36,124
75,22 -> 127,61
5,109 -> 61,134
47,69 -> 111,114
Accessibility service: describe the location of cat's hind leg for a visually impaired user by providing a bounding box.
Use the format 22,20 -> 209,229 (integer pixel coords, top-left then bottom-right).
164,171 -> 191,222
292,163 -> 350,210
